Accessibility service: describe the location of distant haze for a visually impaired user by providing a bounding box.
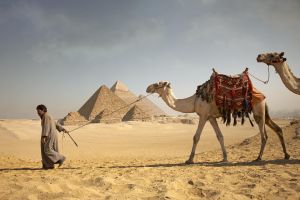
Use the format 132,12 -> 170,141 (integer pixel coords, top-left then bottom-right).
0,0 -> 299,119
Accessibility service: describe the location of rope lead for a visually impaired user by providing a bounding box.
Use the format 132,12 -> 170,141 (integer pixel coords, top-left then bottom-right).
248,65 -> 270,84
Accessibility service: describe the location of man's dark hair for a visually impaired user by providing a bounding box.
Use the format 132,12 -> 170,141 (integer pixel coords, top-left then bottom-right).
36,104 -> 47,112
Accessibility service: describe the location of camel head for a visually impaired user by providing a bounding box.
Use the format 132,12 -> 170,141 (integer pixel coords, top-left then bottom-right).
146,81 -> 171,97
257,52 -> 287,66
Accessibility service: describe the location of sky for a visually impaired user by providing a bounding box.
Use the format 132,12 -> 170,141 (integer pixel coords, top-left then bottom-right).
0,0 -> 299,119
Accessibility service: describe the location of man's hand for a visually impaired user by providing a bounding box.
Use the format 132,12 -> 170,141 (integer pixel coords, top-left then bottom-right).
42,136 -> 47,144
63,129 -> 69,134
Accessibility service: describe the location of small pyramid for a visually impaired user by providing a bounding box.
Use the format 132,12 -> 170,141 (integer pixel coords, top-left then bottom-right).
122,105 -> 151,121
77,85 -> 129,120
111,80 -> 129,92
93,108 -> 122,123
136,95 -> 166,116
62,112 -> 87,125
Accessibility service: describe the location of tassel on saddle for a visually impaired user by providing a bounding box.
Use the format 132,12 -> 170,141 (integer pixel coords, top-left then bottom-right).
223,110 -> 254,127
226,110 -> 231,126
233,110 -> 238,126
196,68 -> 255,126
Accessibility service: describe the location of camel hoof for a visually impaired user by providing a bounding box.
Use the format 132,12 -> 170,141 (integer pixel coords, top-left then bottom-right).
221,159 -> 228,163
252,158 -> 261,162
185,160 -> 194,165
284,154 -> 290,160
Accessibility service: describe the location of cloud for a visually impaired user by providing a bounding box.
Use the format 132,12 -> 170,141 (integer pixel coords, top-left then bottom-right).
183,0 -> 300,52
254,0 -> 300,28
28,18 -> 165,64
1,1 -> 166,64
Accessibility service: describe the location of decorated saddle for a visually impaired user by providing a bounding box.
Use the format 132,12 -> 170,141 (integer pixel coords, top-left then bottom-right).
196,68 -> 264,126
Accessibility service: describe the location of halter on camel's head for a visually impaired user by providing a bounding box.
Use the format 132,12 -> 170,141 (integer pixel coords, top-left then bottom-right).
257,52 -> 287,66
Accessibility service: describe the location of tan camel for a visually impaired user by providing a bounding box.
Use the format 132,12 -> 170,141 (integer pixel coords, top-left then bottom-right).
146,76 -> 290,164
257,52 -> 300,95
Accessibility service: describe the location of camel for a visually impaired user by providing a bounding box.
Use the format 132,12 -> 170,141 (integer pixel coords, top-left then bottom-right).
257,52 -> 300,95
146,72 -> 290,164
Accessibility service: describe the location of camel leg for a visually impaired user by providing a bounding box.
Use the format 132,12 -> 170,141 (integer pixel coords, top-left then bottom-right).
265,108 -> 290,159
209,117 -> 228,162
185,118 -> 207,164
253,115 -> 267,161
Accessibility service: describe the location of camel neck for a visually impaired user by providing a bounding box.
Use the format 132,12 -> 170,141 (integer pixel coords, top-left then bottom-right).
161,89 -> 196,113
275,62 -> 300,95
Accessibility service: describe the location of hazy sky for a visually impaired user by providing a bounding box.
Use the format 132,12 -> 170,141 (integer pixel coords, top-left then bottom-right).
0,0 -> 299,119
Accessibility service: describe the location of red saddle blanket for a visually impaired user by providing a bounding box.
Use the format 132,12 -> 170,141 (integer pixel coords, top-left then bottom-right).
196,68 -> 265,125
213,68 -> 253,111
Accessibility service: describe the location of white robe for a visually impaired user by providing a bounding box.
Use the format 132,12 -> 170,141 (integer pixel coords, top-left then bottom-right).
40,113 -> 65,168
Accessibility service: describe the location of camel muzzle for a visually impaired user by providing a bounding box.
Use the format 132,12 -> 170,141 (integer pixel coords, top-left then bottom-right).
146,86 -> 153,93
256,55 -> 263,62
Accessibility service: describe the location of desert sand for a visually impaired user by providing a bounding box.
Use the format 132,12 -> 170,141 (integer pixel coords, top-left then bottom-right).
0,119 -> 299,199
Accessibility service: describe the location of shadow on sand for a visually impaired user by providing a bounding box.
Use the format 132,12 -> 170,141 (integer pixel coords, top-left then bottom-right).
105,159 -> 300,169
1,159 -> 299,171
0,167 -> 80,171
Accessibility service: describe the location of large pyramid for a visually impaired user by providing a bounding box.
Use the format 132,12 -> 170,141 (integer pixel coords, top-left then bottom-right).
62,85 -> 130,125
111,80 -> 166,116
111,80 -> 129,92
78,85 -> 129,120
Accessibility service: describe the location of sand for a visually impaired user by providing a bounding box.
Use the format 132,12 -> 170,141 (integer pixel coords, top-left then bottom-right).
0,119 -> 299,199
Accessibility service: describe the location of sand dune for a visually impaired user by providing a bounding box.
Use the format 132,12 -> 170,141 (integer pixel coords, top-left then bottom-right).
0,119 -> 299,199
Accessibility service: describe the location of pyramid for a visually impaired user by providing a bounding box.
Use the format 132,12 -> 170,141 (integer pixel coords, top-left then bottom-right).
62,112 -> 88,125
93,108 -> 123,123
122,105 -> 151,121
111,80 -> 129,92
110,81 -> 166,116
135,95 -> 166,116
78,85 -> 129,120
62,85 -> 131,125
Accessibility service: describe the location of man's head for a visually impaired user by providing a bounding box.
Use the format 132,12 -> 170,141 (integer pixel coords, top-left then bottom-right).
36,104 -> 47,118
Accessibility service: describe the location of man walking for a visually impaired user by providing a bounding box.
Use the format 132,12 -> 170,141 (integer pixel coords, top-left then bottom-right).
36,104 -> 68,169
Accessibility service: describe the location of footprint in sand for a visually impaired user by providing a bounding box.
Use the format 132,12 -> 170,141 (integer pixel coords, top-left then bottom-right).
189,187 -> 220,199
84,176 -> 112,189
110,183 -> 136,193
36,183 -> 63,193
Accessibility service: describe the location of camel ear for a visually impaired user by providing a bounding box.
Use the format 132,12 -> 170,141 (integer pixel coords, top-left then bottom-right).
212,68 -> 218,73
167,83 -> 171,88
279,52 -> 284,57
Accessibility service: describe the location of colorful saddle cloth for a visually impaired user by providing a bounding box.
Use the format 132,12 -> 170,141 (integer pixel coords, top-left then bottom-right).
214,68 -> 252,112
196,68 -> 265,126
